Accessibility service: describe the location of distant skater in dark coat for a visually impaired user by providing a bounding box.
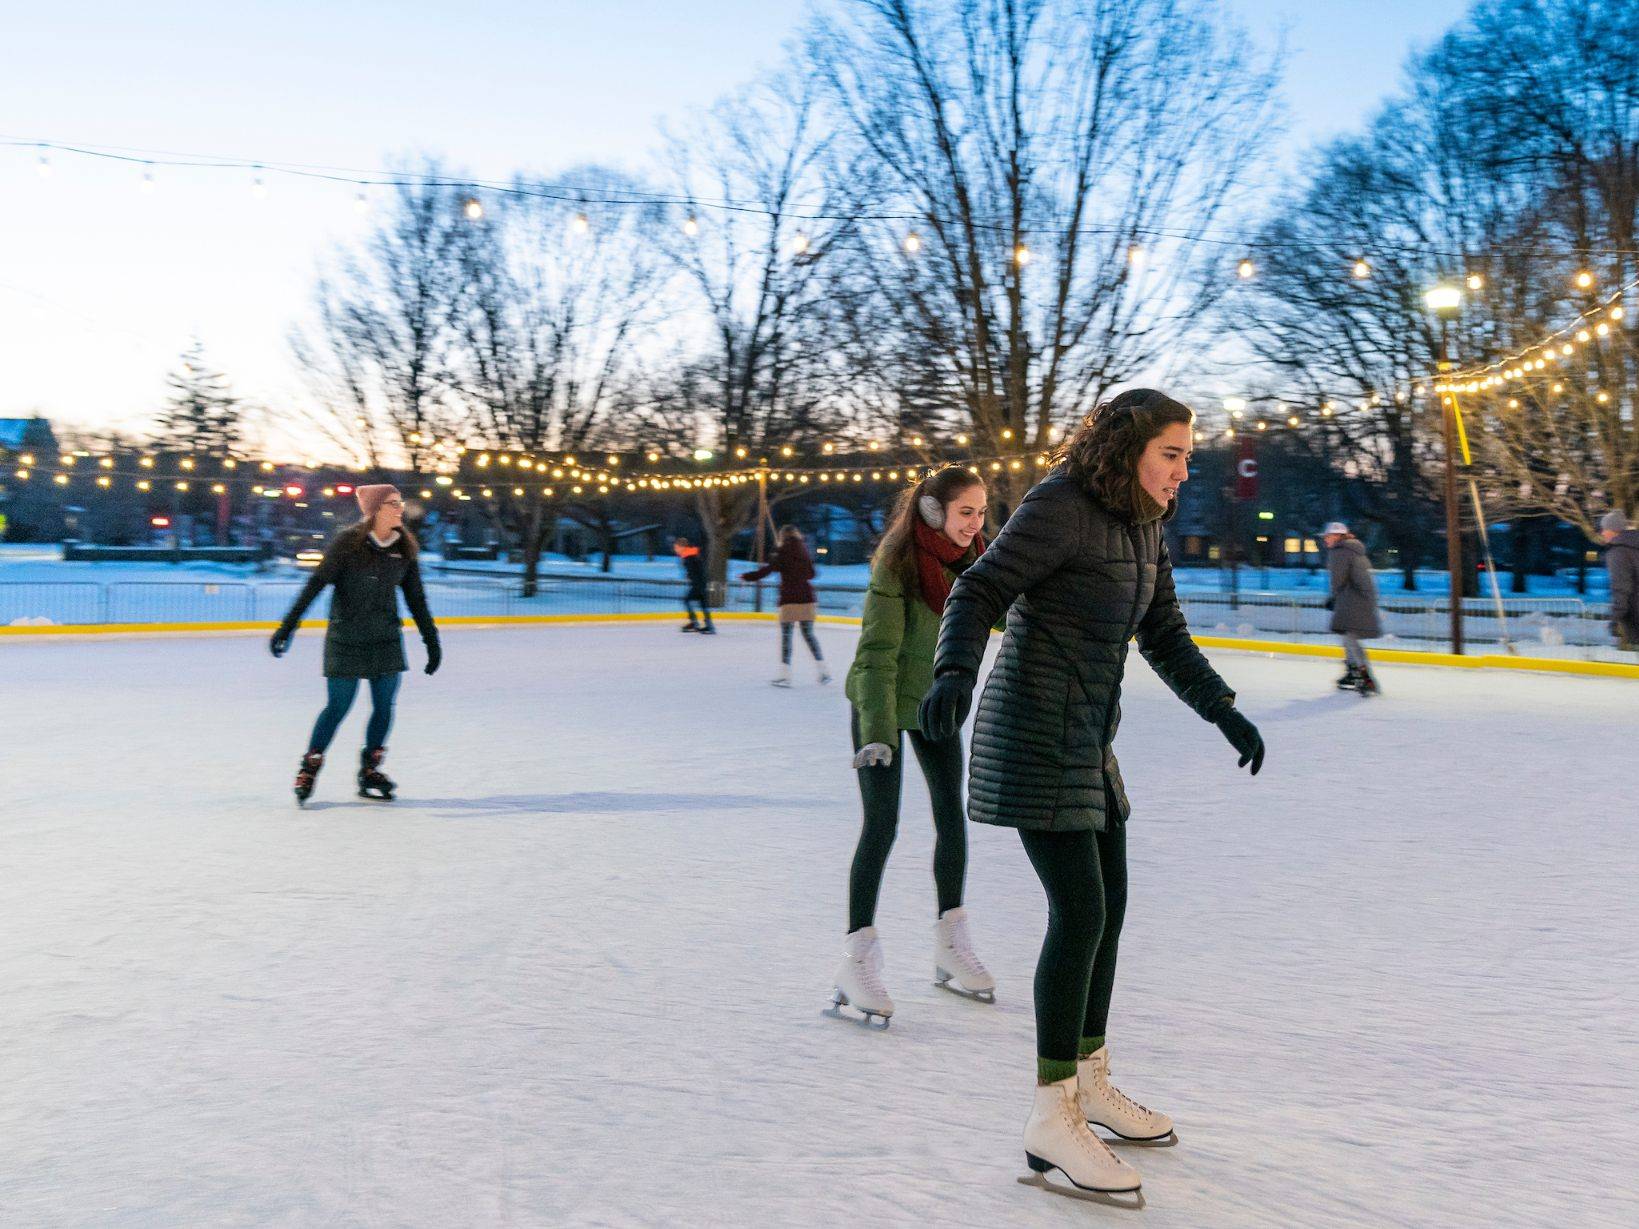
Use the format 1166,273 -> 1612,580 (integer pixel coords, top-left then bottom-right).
673,537 -> 715,634
1322,521 -> 1383,695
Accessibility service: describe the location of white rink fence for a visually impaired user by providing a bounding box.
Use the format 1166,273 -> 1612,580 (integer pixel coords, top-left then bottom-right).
0,571 -> 1623,658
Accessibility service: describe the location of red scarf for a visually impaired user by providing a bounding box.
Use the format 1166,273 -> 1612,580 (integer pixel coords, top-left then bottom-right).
913,518 -> 984,614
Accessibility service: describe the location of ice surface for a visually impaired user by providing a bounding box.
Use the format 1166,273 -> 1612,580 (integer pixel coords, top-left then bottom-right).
2,623 -> 1635,1226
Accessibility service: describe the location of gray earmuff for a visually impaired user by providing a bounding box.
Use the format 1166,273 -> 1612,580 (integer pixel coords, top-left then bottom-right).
917,494 -> 944,528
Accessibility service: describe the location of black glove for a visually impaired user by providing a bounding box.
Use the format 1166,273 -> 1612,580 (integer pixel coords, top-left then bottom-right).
424,638 -> 442,676
1214,707 -> 1265,775
269,626 -> 293,658
1323,596 -> 1335,611
919,672 -> 975,741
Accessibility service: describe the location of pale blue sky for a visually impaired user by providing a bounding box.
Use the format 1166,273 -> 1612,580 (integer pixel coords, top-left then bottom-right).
1,0 -> 1469,451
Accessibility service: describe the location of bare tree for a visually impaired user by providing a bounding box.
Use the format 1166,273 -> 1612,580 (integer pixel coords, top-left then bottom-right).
644,71 -> 852,590
291,167 -> 475,477
808,0 -> 1280,508
455,169 -> 670,590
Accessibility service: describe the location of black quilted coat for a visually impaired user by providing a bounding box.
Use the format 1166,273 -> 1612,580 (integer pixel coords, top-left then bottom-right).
932,470 -> 1234,832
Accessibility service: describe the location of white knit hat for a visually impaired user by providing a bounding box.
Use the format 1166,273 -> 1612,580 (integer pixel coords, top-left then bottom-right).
1601,510 -> 1629,534
1322,521 -> 1349,536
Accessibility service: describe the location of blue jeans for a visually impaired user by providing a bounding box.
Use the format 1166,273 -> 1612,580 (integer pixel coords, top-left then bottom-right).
308,674 -> 401,754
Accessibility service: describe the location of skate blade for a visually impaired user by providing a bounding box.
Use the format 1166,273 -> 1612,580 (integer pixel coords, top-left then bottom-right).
933,977 -> 996,1003
823,991 -> 891,1029
1098,1126 -> 1179,1148
356,791 -> 395,802
1017,1172 -> 1144,1209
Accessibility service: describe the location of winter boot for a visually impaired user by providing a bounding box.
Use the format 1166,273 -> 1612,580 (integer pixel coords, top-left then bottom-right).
772,663 -> 793,687
358,747 -> 396,800
830,926 -> 894,1025
1078,1046 -> 1175,1142
1023,1076 -> 1143,1193
294,750 -> 324,806
934,906 -> 995,1000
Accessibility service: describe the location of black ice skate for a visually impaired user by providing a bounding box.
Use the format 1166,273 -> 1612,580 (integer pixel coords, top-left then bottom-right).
680,621 -> 702,633
1336,666 -> 1363,691
294,750 -> 324,807
357,747 -> 396,800
1357,669 -> 1382,696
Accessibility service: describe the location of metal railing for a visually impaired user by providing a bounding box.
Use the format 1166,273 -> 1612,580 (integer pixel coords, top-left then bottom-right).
0,576 -> 1623,659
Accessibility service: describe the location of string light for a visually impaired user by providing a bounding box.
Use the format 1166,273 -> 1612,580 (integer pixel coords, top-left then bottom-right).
904,231 -> 922,254
681,215 -> 699,236
463,197 -> 484,221
1352,259 -> 1371,279
1237,259 -> 1255,279
1013,244 -> 1030,266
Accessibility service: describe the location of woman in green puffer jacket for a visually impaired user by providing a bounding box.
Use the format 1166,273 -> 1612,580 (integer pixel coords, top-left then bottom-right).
830,466 -> 992,1025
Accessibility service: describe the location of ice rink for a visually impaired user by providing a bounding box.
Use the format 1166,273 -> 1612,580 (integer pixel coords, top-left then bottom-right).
4,621 -> 1636,1226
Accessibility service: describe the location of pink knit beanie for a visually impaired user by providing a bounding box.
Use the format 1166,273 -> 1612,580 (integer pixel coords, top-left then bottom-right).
355,484 -> 400,519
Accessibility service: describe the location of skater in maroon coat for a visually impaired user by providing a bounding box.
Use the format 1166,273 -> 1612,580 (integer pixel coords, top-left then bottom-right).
742,527 -> 829,686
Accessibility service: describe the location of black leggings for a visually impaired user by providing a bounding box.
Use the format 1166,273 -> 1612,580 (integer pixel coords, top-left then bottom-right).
847,709 -> 967,932
780,621 -> 823,664
1018,820 -> 1128,1063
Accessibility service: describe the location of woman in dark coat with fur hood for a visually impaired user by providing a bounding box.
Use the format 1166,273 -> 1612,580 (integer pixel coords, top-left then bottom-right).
271,484 -> 441,804
920,389 -> 1264,1197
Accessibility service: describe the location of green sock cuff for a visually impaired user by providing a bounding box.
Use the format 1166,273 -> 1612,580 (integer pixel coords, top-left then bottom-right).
1078,1034 -> 1106,1058
1037,1057 -> 1078,1084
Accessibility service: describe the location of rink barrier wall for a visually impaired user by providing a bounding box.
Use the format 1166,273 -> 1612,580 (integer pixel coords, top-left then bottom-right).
7,611 -> 1638,680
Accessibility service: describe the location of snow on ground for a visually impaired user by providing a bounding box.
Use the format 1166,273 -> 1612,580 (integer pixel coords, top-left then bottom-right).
2,623 -> 1636,1227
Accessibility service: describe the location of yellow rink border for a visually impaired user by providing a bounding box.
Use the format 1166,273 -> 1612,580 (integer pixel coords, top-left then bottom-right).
4,611 -> 1636,680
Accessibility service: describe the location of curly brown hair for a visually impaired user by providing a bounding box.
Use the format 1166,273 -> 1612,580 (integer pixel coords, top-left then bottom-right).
1052,388 -> 1194,515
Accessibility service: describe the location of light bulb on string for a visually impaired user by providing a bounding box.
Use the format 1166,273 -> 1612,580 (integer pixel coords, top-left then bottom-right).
354,192 -> 369,214
1013,244 -> 1030,267
1237,258 -> 1255,280
251,169 -> 268,199
790,233 -> 810,256
35,150 -> 51,177
462,197 -> 484,221
1574,270 -> 1594,290
1466,273 -> 1484,291
904,231 -> 922,254
140,168 -> 156,194
681,215 -> 699,236
1352,259 -> 1371,279
571,211 -> 590,235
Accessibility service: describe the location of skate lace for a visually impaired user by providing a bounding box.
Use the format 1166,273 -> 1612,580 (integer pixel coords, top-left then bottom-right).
1096,1062 -> 1154,1120
855,950 -> 889,999
946,918 -> 987,977
1061,1095 -> 1121,1164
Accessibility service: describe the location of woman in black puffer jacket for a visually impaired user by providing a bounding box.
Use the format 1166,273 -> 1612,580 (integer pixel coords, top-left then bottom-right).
271,484 -> 441,804
920,390 -> 1264,1195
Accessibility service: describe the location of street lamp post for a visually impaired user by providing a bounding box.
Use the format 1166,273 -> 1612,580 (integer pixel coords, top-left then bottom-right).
1424,284 -> 1465,655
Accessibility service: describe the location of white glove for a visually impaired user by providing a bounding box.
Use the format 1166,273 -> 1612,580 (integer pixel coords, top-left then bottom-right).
852,743 -> 894,769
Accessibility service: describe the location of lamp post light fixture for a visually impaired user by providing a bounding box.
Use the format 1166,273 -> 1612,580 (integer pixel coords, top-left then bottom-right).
1424,283 -> 1465,654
